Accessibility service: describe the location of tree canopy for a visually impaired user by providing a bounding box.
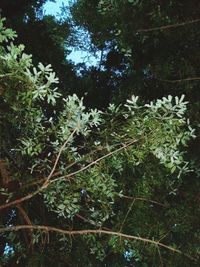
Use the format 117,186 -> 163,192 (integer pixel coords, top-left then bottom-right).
0,1 -> 200,266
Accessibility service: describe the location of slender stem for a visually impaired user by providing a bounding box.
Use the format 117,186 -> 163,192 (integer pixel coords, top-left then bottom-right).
121,195 -> 167,207
0,225 -> 197,261
51,139 -> 138,184
43,128 -> 77,186
138,18 -> 200,33
0,139 -> 138,211
156,77 -> 200,83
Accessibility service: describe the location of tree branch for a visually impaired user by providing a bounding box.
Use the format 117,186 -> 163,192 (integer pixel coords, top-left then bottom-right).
138,18 -> 200,33
0,225 -> 197,261
51,139 -> 138,184
120,195 -> 167,207
75,213 -> 111,231
16,204 -> 33,253
0,159 -> 11,185
43,128 -> 77,186
0,139 -> 138,211
156,77 -> 200,83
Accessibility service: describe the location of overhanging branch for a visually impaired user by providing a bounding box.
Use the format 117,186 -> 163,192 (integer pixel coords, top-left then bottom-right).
138,18 -> 200,33
0,225 -> 197,262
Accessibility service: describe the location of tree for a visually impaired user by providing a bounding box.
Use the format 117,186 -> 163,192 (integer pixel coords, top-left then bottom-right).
0,19 -> 199,266
70,0 -> 200,107
0,0 -> 82,97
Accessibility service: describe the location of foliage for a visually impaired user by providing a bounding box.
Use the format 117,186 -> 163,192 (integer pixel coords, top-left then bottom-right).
1,0 -> 82,100
0,19 -> 199,266
70,0 -> 200,110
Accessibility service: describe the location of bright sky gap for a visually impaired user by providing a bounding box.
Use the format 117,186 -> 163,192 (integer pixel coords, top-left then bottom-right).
43,0 -> 100,66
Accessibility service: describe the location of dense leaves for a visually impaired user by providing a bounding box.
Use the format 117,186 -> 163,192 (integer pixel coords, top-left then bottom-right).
71,0 -> 200,106
0,0 -> 200,266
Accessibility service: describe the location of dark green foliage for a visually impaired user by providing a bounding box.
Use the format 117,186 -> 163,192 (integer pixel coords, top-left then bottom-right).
0,0 -> 200,266
71,0 -> 200,107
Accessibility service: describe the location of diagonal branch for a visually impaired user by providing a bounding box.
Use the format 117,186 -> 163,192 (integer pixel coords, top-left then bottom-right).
120,195 -> 167,207
51,139 -> 138,184
0,139 -> 138,211
119,198 -> 135,233
16,204 -> 34,253
138,18 -> 200,33
156,77 -> 200,83
75,213 -> 111,231
0,130 -> 77,210
43,128 -> 77,186
0,225 -> 197,261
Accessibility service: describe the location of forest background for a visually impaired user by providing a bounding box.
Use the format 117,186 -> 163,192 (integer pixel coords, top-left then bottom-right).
0,0 -> 200,266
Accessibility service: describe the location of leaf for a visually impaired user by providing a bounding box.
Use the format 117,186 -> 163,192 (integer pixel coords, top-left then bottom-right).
58,204 -> 65,210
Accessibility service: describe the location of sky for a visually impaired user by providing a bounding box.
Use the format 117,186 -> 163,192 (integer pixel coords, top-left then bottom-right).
44,0 -> 65,16
43,0 -> 100,66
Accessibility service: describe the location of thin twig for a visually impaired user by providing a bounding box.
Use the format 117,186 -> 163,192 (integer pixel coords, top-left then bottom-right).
0,130 -> 77,210
0,139 -> 138,211
119,199 -> 135,233
44,128 -> 77,186
156,77 -> 200,83
21,161 -> 78,191
21,142 -> 124,191
120,195 -> 167,207
0,225 -> 197,261
157,246 -> 164,267
138,18 -> 200,33
51,139 -> 138,184
75,213 -> 111,231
